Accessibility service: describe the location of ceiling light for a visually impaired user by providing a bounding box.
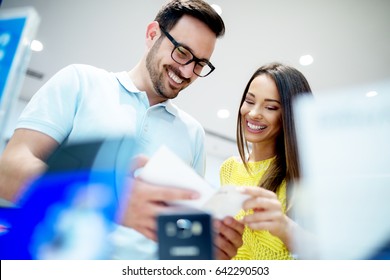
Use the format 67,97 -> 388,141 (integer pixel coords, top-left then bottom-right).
217,109 -> 230,119
299,54 -> 313,66
211,4 -> 222,15
366,91 -> 378,98
30,40 -> 43,52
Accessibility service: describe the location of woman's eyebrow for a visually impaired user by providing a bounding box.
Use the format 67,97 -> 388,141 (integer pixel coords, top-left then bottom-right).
246,92 -> 281,104
264,98 -> 281,104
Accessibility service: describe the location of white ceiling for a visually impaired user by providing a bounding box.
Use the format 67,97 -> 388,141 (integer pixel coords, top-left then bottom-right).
2,0 -> 390,159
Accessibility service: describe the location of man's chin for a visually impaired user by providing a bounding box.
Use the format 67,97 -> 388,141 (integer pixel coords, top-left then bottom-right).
165,85 -> 182,99
156,89 -> 177,100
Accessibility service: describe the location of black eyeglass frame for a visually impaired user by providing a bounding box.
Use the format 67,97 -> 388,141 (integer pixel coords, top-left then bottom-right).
160,27 -> 215,77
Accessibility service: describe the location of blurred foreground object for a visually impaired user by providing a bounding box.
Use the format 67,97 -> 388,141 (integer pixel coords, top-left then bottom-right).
157,210 -> 214,260
0,137 -> 135,259
293,81 -> 390,259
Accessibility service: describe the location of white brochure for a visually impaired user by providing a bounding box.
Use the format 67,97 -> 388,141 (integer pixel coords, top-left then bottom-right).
138,145 -> 249,219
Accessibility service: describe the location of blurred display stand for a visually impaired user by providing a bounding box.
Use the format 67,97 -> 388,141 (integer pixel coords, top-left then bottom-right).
293,81 -> 390,259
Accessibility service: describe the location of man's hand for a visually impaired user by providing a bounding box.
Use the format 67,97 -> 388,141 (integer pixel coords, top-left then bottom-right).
120,177 -> 200,241
118,155 -> 199,241
213,216 -> 244,259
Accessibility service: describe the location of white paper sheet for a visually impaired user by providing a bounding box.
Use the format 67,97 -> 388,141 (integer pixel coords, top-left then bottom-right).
138,145 -> 249,219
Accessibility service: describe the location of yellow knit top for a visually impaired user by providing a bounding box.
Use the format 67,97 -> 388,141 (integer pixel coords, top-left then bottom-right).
219,156 -> 293,260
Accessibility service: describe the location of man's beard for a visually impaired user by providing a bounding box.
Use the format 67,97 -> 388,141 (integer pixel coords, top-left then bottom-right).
146,39 -> 175,99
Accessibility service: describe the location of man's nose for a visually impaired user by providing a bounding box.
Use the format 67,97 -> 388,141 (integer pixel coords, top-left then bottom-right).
179,62 -> 195,79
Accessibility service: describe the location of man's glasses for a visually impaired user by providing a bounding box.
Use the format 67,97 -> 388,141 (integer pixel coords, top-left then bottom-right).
160,27 -> 215,77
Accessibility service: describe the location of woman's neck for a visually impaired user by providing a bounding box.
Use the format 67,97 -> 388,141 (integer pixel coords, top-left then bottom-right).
248,143 -> 276,162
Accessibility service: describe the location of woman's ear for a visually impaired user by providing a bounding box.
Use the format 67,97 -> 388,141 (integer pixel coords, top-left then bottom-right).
145,21 -> 161,48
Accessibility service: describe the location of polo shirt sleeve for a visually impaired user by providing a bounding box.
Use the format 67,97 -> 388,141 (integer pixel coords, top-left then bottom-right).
16,64 -> 81,143
192,126 -> 206,177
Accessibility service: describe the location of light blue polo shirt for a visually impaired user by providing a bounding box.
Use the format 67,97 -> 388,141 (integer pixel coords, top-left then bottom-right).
16,64 -> 206,259
17,64 -> 205,175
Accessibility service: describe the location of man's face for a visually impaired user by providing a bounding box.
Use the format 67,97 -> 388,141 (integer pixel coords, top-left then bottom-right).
146,15 -> 217,102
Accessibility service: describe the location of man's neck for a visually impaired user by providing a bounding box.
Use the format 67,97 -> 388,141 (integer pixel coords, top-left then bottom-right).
128,64 -> 166,106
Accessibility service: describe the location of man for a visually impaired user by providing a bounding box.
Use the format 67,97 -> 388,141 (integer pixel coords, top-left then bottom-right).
0,0 -> 243,259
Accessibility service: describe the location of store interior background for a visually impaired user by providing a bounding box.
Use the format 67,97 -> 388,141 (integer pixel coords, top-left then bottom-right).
2,0 -> 390,186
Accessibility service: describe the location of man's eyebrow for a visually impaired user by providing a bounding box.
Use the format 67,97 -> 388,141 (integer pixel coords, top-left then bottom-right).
177,41 -> 210,61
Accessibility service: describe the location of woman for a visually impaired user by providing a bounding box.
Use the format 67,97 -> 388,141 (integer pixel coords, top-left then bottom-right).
220,62 -> 313,259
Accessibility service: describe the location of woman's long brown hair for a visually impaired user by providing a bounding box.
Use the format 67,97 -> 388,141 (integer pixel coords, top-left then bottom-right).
236,62 -> 313,209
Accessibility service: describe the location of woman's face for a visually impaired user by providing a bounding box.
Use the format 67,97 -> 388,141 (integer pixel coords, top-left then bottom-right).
240,74 -> 282,146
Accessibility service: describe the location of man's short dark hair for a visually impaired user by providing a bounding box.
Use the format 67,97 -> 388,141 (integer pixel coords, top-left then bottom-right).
155,0 -> 225,37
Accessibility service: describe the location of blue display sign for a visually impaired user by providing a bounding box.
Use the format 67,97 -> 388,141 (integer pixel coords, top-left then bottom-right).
0,7 -> 39,150
0,17 -> 26,103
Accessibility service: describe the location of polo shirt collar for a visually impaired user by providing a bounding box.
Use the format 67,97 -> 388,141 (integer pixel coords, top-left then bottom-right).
115,71 -> 178,116
115,71 -> 141,93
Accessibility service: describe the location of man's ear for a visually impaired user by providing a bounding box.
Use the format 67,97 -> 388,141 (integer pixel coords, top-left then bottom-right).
145,21 -> 161,48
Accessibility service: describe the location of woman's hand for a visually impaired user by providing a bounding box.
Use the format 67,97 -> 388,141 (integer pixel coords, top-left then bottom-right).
241,187 -> 293,250
213,216 -> 244,259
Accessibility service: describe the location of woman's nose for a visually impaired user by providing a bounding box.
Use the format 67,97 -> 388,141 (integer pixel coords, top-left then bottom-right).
248,107 -> 262,119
